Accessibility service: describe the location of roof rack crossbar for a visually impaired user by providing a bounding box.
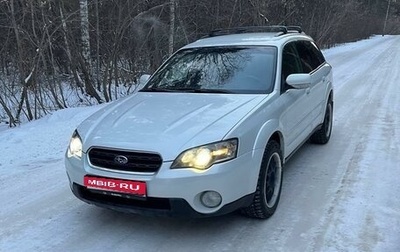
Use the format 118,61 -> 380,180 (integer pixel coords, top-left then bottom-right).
286,26 -> 302,33
207,26 -> 303,38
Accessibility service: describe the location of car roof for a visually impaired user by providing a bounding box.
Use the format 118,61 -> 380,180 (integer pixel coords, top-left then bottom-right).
182,32 -> 313,49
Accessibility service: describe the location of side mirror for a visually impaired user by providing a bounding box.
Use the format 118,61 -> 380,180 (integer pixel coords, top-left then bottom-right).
138,74 -> 151,89
286,74 -> 311,89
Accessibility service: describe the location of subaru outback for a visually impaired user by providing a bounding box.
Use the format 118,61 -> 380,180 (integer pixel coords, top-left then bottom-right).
65,26 -> 333,219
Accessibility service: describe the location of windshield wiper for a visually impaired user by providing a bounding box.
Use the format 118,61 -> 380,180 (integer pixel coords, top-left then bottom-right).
141,87 -> 233,94
174,88 -> 233,94
139,87 -> 177,92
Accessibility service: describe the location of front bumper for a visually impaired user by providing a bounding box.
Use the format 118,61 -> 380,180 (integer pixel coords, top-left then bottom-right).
65,148 -> 263,216
72,183 -> 254,217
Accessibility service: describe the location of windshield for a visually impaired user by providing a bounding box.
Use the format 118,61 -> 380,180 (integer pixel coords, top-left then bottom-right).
141,46 -> 277,94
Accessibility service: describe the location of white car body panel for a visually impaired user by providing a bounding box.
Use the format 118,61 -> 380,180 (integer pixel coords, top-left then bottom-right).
78,92 -> 265,161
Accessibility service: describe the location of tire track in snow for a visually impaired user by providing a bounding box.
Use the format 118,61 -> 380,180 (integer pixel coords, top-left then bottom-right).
311,35 -> 400,251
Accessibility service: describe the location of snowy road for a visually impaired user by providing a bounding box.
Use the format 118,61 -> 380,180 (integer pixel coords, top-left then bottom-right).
1,35 -> 400,251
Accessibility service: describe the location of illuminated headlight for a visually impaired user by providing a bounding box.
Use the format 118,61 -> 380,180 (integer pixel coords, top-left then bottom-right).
67,130 -> 83,159
171,139 -> 238,170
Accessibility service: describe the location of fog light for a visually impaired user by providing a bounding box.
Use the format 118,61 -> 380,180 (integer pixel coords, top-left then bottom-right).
200,191 -> 222,208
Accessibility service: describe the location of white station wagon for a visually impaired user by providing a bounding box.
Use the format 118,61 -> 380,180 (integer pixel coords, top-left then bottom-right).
66,26 -> 333,219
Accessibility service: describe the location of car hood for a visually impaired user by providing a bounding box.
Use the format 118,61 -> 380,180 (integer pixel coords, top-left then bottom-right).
78,92 -> 265,161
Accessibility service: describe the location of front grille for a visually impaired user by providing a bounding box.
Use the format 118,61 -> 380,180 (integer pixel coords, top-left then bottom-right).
88,148 -> 162,173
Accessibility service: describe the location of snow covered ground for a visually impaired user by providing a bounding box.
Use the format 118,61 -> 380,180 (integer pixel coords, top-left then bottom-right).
1,35 -> 399,251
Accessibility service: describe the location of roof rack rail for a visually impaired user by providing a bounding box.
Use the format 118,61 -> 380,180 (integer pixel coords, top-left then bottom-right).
206,26 -> 303,37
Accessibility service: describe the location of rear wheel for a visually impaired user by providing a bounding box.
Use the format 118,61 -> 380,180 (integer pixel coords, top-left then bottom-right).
310,101 -> 333,144
241,140 -> 283,219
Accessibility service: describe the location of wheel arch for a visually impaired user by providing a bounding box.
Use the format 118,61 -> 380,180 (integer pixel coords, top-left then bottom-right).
253,120 -> 285,159
328,90 -> 333,103
268,131 -> 283,152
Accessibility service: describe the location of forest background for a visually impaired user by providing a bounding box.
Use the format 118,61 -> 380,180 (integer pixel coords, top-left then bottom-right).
0,0 -> 399,126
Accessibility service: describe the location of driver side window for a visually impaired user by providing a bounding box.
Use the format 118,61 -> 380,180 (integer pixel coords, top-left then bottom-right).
281,43 -> 302,93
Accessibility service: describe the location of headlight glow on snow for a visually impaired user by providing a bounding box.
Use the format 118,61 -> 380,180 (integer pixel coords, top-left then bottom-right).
67,130 -> 83,159
171,139 -> 238,170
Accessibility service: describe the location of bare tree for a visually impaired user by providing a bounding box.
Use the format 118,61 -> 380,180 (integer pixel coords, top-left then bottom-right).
169,0 -> 176,56
0,0 -> 399,125
9,0 -> 33,122
79,0 -> 102,103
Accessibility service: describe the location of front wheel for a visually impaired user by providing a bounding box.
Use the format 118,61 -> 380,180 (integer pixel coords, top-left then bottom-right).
241,140 -> 283,219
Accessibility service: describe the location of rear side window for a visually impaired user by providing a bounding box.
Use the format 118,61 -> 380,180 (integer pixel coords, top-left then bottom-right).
295,41 -> 325,73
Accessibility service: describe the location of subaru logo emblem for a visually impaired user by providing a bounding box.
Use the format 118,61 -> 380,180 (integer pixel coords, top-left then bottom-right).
114,155 -> 128,165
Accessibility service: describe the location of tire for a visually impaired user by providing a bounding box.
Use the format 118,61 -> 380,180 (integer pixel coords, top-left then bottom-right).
310,100 -> 333,144
241,140 -> 283,219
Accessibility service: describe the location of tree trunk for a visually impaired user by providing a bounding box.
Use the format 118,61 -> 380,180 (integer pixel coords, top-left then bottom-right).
0,95 -> 16,127
59,4 -> 83,92
169,0 -> 176,56
383,0 -> 391,35
10,0 -> 31,122
79,0 -> 92,70
95,0 -> 101,90
79,0 -> 103,103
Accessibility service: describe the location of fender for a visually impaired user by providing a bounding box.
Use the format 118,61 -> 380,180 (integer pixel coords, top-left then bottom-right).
253,119 -> 285,158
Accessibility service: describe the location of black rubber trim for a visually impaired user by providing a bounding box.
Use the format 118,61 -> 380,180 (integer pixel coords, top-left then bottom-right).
206,26 -> 303,37
72,183 -> 254,218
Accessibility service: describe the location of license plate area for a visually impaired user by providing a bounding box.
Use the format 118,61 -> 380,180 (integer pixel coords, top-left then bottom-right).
84,176 -> 146,197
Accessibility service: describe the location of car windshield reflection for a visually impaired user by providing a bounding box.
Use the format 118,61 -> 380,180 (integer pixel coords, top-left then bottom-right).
141,46 -> 277,94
